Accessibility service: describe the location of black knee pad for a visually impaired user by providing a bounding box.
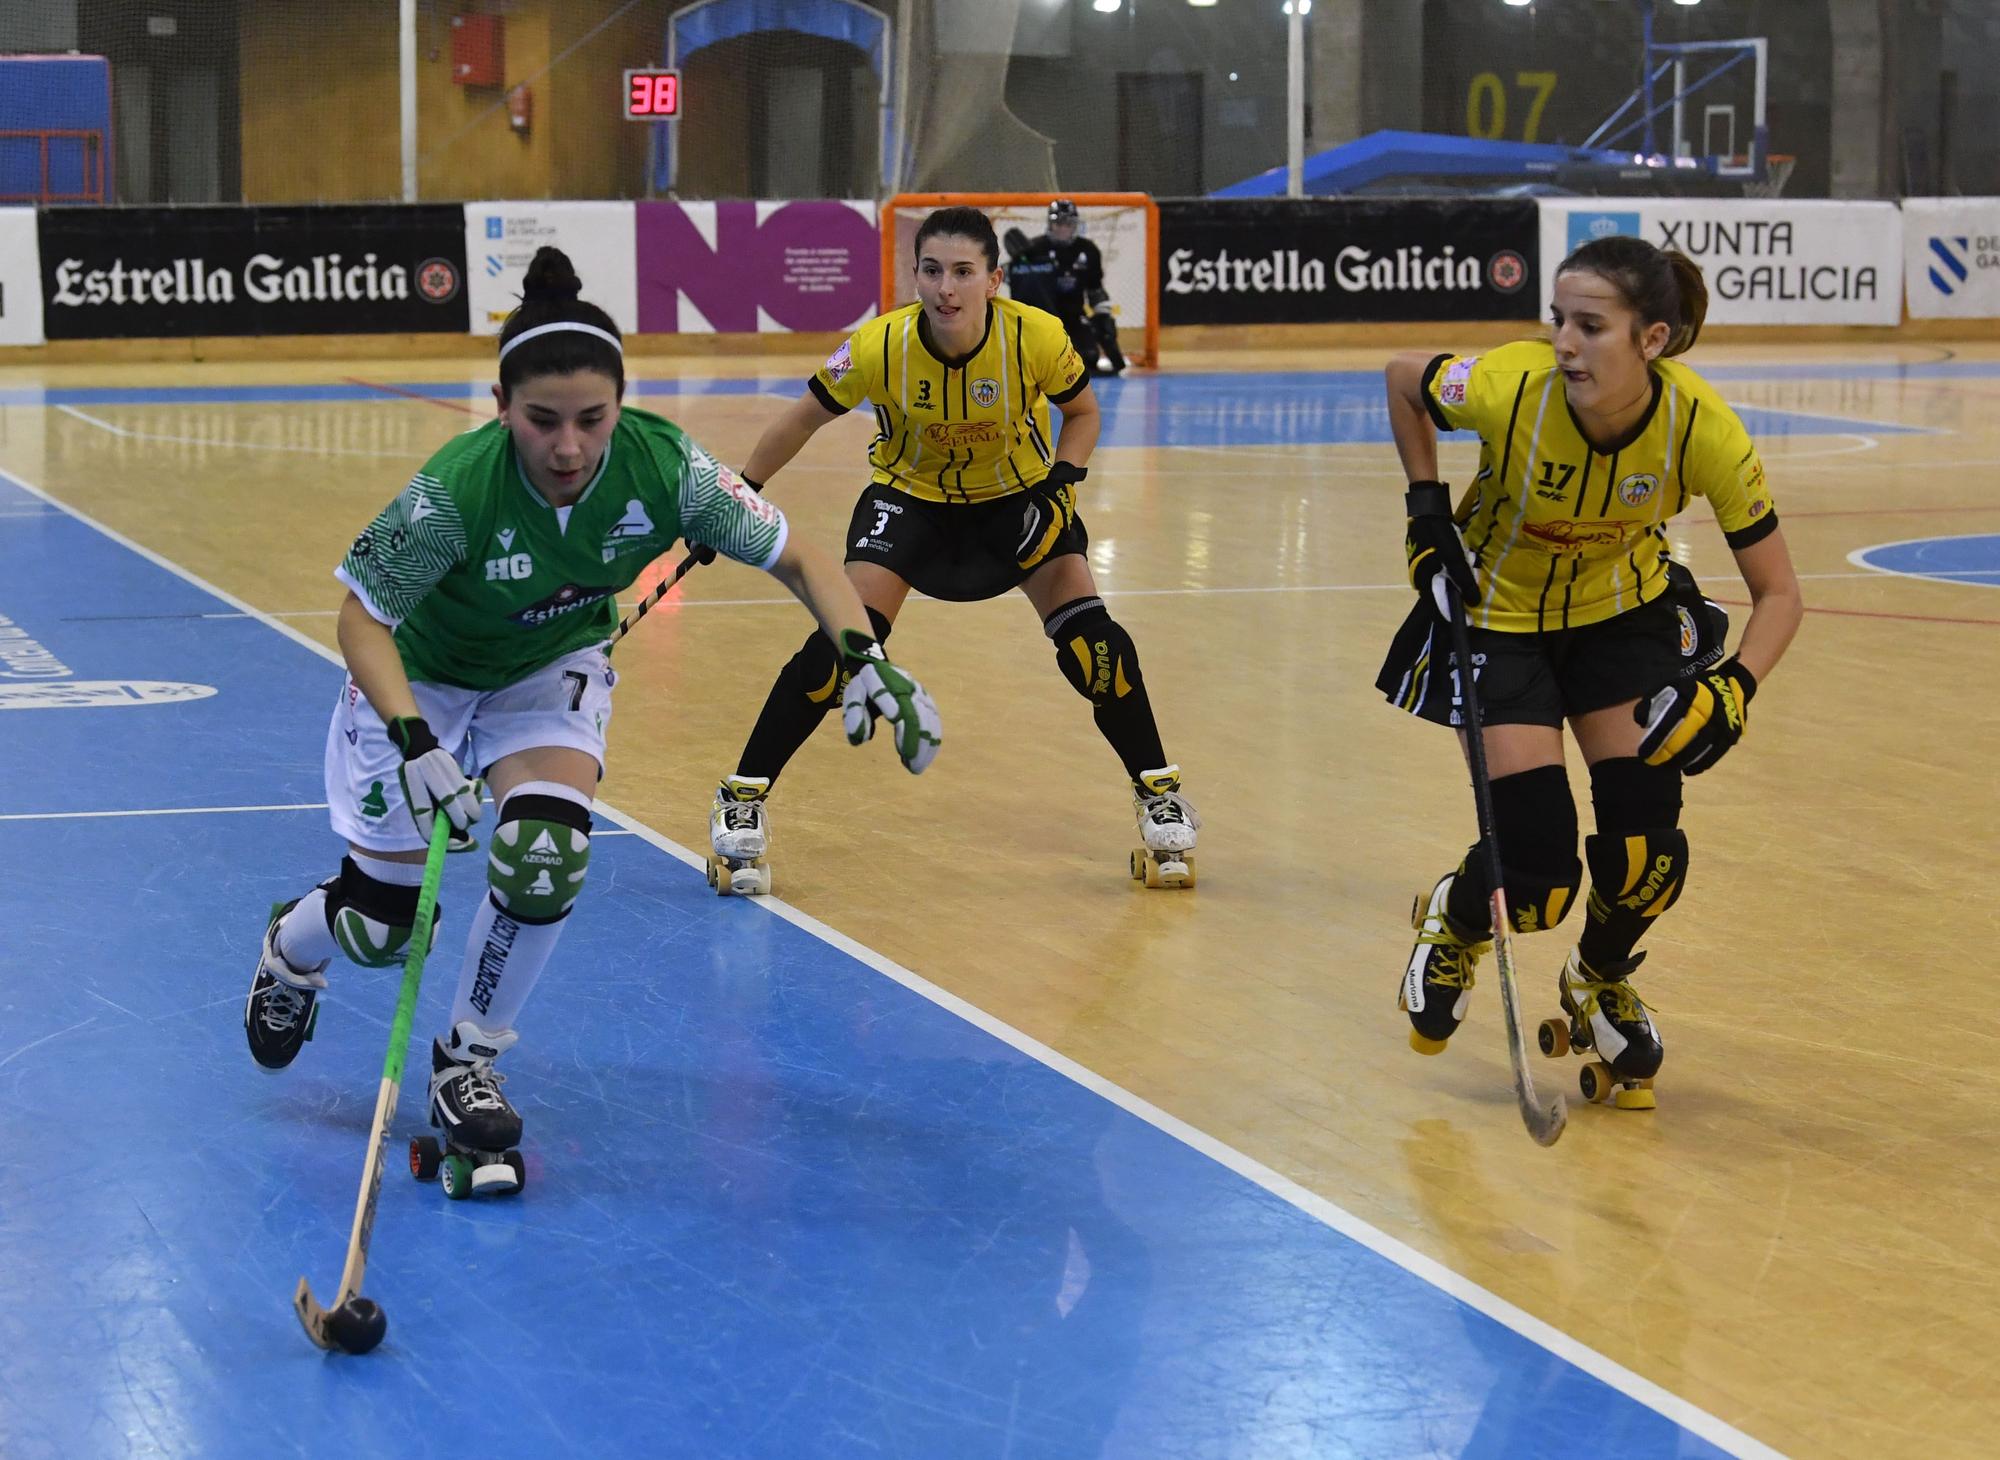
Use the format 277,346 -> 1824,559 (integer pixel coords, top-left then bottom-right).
779,628 -> 843,706
1045,597 -> 1142,707
1488,765 -> 1582,934
1584,826 -> 1690,924
1590,756 -> 1683,834
325,856 -> 429,969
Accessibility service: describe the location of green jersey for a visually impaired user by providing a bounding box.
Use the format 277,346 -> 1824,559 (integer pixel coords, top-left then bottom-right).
336,408 -> 787,689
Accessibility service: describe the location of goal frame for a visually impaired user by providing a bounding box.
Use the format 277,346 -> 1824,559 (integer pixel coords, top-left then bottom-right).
880,191 -> 1160,368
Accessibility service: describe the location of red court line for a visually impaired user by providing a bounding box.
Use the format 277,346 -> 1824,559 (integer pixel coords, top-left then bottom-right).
1709,595 -> 2000,629
341,376 -> 483,417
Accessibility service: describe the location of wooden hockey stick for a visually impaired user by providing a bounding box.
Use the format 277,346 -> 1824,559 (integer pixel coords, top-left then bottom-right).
1443,584 -> 1568,1148
294,812 -> 452,1353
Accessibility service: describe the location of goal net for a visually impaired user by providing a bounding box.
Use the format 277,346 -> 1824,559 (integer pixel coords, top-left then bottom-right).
880,193 -> 1159,369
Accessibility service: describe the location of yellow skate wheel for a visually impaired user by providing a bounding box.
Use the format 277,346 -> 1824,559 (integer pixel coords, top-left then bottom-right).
1613,1078 -> 1657,1111
1140,855 -> 1163,889
1579,1063 -> 1616,1104
1130,850 -> 1146,881
1408,1031 -> 1449,1056
714,863 -> 735,896
1537,1018 -> 1570,1058
705,856 -> 719,888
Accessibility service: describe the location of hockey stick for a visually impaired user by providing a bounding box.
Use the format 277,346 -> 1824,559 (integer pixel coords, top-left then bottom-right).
1442,584 -> 1568,1148
294,812 -> 453,1354
607,547 -> 712,655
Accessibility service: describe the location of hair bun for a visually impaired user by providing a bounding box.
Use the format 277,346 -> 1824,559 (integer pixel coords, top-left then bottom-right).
520,245 -> 584,303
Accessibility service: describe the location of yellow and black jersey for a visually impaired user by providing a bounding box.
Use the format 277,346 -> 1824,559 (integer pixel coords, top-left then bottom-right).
807,297 -> 1089,505
1422,338 -> 1778,633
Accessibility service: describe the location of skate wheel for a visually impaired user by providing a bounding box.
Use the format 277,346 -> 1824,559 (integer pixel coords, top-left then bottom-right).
409,1136 -> 441,1181
1537,1018 -> 1569,1058
1579,1063 -> 1617,1105
1129,850 -> 1146,881
502,1150 -> 527,1193
705,857 -> 719,889
439,1153 -> 475,1200
1140,855 -> 1163,889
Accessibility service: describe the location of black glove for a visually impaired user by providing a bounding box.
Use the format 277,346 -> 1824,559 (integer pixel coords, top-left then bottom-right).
1635,657 -> 1757,775
1015,462 -> 1085,569
1404,480 -> 1477,619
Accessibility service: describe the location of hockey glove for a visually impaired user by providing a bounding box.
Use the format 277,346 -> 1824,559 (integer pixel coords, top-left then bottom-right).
387,716 -> 484,841
1635,657 -> 1756,776
1405,480 -> 1478,620
1016,462 -> 1084,570
839,632 -> 941,775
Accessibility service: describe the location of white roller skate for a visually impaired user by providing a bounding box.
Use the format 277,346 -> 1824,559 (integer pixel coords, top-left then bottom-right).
410,1021 -> 525,1199
1537,947 -> 1662,1110
706,774 -> 772,896
1128,765 -> 1199,889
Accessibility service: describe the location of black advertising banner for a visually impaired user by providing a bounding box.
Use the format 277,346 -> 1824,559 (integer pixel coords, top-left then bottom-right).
1157,200 -> 1538,325
39,206 -> 468,339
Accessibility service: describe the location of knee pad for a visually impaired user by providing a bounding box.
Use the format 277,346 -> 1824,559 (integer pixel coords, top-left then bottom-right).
1046,597 -> 1142,708
326,856 -> 427,968
1585,826 -> 1689,924
1490,764 -> 1582,934
783,610 -> 894,707
488,787 -> 593,925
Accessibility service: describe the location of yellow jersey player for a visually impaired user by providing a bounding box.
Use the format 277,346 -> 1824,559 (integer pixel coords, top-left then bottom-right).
1376,235 -> 1803,1109
706,205 -> 1196,892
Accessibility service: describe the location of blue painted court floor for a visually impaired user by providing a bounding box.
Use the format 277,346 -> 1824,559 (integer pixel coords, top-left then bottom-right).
0,388 -> 1782,1457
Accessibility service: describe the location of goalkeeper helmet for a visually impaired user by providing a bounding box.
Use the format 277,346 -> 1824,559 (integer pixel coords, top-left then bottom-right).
1048,198 -> 1080,232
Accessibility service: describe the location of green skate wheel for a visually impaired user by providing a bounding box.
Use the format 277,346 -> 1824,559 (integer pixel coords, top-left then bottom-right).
439,1153 -> 475,1200
409,1136 -> 441,1181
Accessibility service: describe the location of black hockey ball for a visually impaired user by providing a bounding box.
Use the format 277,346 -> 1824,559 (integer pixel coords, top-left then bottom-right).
326,1297 -> 387,1355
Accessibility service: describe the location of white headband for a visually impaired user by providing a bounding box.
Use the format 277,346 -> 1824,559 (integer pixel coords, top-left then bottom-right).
499,320 -> 624,361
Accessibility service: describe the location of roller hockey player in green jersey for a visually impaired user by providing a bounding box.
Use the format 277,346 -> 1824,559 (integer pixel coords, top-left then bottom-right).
244,247 -> 940,1193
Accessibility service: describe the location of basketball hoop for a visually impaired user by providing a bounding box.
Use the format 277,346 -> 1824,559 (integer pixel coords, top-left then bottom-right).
1737,154 -> 1796,199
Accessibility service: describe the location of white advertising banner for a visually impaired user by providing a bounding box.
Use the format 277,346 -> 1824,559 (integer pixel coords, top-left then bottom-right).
1902,198 -> 2000,319
1538,200 -> 1902,326
0,208 -> 45,346
463,202 -> 637,336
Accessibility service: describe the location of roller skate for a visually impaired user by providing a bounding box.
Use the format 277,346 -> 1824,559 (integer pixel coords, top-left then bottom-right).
1400,873 -> 1491,1055
1128,766 -> 1199,888
409,1021 -> 525,1199
244,892 -> 330,1071
706,774 -> 772,896
1537,948 -> 1661,1110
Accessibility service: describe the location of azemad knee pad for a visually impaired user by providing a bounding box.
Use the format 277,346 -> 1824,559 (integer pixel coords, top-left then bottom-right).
326,856 -> 429,969
487,791 -> 593,925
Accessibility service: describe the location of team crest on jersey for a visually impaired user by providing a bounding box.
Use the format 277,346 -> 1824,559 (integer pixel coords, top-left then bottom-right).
601,499 -> 658,562
1677,606 -> 1698,657
972,377 -> 1000,407
824,342 -> 853,384
1616,472 -> 1660,507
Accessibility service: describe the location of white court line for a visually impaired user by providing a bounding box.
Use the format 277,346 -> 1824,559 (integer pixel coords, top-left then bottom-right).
1845,536 -> 2000,589
56,402 -> 425,459
0,802 -> 329,822
0,461 -> 1785,1460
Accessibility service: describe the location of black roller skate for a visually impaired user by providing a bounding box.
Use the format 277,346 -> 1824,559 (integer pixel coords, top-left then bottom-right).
1401,873 -> 1491,1055
244,892 -> 330,1070
410,1021 -> 525,1198
1537,948 -> 1662,1109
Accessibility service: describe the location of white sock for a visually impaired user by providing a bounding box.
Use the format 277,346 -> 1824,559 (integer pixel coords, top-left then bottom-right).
448,893 -> 565,1034
274,886 -> 337,971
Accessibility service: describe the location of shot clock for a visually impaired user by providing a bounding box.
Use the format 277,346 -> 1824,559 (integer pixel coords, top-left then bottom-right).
622,69 -> 681,120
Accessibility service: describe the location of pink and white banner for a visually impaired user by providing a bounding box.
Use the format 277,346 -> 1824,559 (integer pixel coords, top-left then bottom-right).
635,201 -> 878,334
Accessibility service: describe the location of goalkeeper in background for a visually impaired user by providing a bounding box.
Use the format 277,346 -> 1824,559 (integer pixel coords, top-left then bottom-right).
1006,199 -> 1127,377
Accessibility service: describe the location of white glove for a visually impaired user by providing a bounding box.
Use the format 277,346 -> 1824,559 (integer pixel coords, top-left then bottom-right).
839,635 -> 941,775
388,716 -> 484,841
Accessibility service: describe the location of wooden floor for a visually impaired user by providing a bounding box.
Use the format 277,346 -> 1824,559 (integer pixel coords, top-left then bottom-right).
6,340 -> 1997,1459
